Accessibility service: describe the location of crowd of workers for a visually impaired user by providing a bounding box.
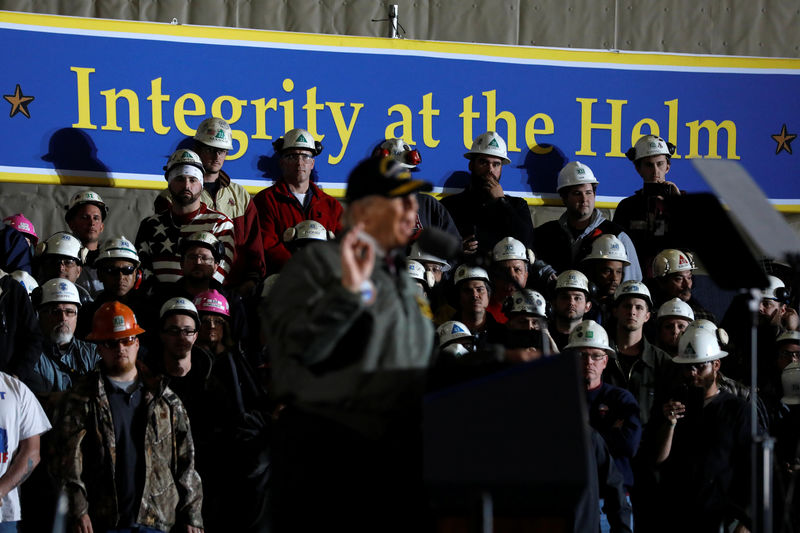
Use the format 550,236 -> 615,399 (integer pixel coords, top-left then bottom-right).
0,116 -> 797,533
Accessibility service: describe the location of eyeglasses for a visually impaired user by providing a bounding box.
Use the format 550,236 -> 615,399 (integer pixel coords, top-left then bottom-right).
684,362 -> 711,371
45,257 -> 78,267
281,152 -> 313,162
424,264 -> 444,273
578,352 -> 607,361
163,327 -> 198,337
199,145 -> 228,157
97,336 -> 137,349
779,350 -> 800,360
185,253 -> 215,265
100,265 -> 136,276
201,316 -> 226,327
46,307 -> 78,318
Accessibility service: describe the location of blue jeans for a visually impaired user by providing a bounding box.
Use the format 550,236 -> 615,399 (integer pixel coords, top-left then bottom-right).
0,522 -> 17,533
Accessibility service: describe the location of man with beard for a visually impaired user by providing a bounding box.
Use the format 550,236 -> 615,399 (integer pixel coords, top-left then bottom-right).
136,149 -> 235,287
156,118 -> 266,290
441,131 -> 536,255
603,280 -> 675,426
535,161 -> 641,281
29,279 -> 99,394
148,232 -> 249,353
548,270 -> 593,350
649,248 -> 715,322
64,190 -> 108,298
52,301 -> 204,533
652,326 -> 757,532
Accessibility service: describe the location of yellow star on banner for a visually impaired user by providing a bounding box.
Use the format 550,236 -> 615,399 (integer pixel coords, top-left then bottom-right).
3,84 -> 34,119
771,124 -> 797,155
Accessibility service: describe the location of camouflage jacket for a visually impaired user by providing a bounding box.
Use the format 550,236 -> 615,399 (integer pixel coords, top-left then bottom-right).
50,369 -> 203,531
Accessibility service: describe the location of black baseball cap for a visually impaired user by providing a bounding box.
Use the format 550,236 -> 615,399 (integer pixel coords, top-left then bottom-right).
345,156 -> 432,202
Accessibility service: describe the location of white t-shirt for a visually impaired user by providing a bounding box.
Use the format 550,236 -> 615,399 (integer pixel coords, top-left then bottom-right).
0,372 -> 51,522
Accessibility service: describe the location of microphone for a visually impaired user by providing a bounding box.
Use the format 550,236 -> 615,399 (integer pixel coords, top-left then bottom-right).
416,227 -> 461,262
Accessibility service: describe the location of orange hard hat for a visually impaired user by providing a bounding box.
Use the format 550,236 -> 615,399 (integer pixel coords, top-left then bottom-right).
87,301 -> 146,341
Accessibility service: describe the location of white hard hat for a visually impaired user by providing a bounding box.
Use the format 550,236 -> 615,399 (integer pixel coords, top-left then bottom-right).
96,236 -> 140,267
165,148 -> 204,172
492,237 -> 534,264
10,270 -> 38,295
673,327 -> 727,363
437,320 -> 473,347
159,296 -> 199,322
408,242 -> 450,272
283,220 -> 334,243
406,260 -> 433,288
582,234 -> 630,266
777,330 -> 800,345
652,249 -> 696,278
39,278 -> 81,307
781,362 -> 800,405
274,128 -> 322,156
564,320 -> 614,356
40,232 -> 85,263
505,289 -> 547,317
180,231 -> 224,262
193,117 -> 233,150
378,138 -> 421,169
453,264 -> 490,285
614,280 -> 652,307
657,297 -> 695,322
65,190 -> 108,221
761,275 -> 786,300
628,134 -> 674,162
555,270 -> 590,293
557,161 -> 598,192
464,131 -> 511,165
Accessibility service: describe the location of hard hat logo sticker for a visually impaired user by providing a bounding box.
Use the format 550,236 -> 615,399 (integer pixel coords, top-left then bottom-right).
488,138 -> 499,148
297,134 -> 308,143
113,315 -> 125,332
685,343 -> 696,355
214,129 -> 225,139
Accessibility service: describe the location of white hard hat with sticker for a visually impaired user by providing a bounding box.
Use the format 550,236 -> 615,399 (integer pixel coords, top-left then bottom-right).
564,320 -> 614,356
464,131 -> 511,165
557,161 -> 598,192
673,327 -> 727,363
582,234 -> 630,265
652,249 -> 696,278
555,270 -> 590,293
657,297 -> 695,322
454,264 -> 490,285
193,117 -> 234,150
39,278 -> 81,307
492,237 -> 534,264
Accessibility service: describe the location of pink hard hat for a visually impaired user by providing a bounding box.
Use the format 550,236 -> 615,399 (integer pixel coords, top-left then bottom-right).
193,289 -> 230,317
3,214 -> 38,244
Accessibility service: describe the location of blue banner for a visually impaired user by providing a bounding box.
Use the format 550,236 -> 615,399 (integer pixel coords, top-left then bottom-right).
1,12 -> 799,209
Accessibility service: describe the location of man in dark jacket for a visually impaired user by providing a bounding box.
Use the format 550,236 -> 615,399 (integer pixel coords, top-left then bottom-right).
441,131 -> 535,256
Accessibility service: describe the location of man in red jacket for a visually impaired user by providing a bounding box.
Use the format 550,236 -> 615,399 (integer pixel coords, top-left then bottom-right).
252,128 -> 343,273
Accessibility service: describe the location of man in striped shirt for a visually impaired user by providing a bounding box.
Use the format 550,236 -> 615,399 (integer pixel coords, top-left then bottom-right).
136,149 -> 235,286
